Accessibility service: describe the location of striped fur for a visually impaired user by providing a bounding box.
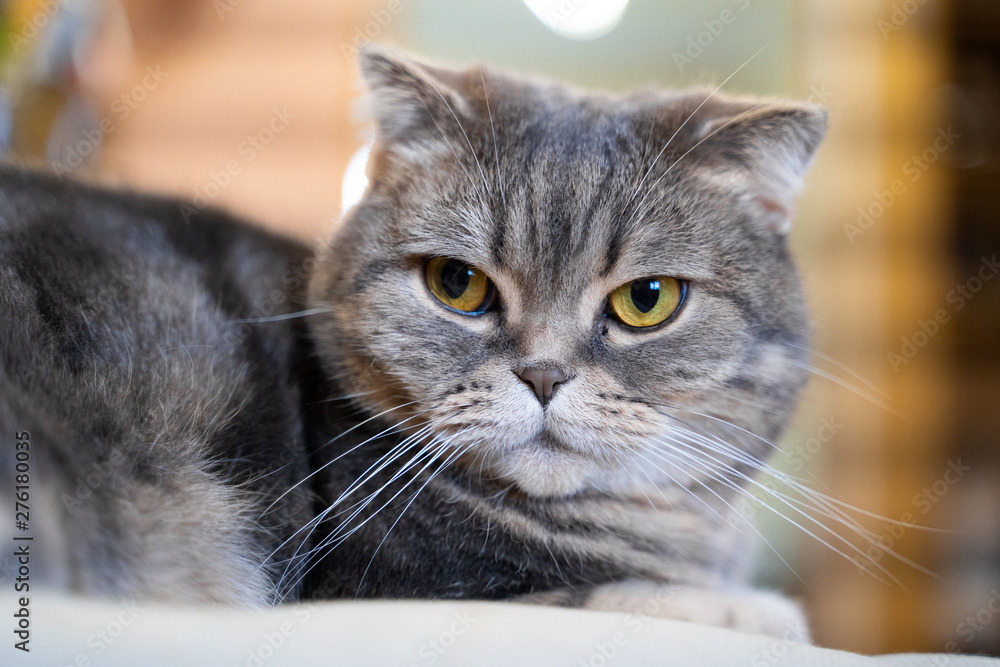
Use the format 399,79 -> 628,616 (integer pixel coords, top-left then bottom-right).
0,46 -> 825,640
302,47 -> 825,636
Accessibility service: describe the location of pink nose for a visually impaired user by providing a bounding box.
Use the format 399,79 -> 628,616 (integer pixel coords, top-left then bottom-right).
517,366 -> 568,406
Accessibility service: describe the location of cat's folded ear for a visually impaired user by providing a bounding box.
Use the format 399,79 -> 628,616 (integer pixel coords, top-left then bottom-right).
693,98 -> 827,234
357,44 -> 470,144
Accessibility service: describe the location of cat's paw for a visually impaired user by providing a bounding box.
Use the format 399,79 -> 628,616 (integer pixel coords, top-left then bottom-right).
583,581 -> 811,643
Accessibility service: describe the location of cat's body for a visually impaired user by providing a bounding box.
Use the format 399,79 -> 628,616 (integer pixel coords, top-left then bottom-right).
0,168 -> 315,605
0,47 -> 825,640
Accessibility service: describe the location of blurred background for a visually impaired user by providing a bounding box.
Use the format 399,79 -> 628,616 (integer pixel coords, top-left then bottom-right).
0,0 -> 996,656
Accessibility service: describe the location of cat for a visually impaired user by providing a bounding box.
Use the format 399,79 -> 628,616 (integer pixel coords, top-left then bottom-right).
0,45 -> 826,641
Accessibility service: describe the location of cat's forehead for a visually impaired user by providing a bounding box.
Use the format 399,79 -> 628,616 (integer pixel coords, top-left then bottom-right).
359,53 -> 824,304
388,101 -> 726,294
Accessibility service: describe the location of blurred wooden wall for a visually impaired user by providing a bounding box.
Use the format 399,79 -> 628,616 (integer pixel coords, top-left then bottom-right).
84,0 -> 378,241
795,0 -> 960,654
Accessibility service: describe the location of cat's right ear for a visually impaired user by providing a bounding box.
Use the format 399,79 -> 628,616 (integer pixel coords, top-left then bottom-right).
357,44 -> 469,144
692,99 -> 828,234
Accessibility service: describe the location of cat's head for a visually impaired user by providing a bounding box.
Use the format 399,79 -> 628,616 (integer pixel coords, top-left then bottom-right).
309,46 -> 826,499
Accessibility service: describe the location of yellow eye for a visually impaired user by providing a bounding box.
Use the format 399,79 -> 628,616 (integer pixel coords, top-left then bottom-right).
608,276 -> 685,328
425,257 -> 494,314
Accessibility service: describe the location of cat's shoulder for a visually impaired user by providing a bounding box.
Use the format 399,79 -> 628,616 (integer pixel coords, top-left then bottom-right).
0,163 -> 309,263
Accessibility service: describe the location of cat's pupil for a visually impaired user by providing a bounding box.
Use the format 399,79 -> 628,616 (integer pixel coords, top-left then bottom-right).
440,259 -> 472,299
630,280 -> 661,313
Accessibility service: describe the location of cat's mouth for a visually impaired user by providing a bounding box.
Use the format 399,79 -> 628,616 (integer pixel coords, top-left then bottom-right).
482,430 -> 600,498
437,387 -> 659,498
535,431 -> 575,453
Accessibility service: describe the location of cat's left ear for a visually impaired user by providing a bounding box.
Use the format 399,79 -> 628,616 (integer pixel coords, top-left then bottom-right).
696,101 -> 827,234
357,44 -> 470,145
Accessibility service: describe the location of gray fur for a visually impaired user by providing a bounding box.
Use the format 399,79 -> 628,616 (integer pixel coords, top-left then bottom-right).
311,45 -> 823,506
0,46 -> 825,638
0,169 -> 314,605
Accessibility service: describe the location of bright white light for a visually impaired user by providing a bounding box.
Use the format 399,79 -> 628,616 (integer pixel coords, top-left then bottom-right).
522,0 -> 629,40
341,142 -> 372,215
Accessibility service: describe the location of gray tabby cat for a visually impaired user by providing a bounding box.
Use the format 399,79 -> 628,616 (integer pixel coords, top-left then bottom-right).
0,46 -> 825,640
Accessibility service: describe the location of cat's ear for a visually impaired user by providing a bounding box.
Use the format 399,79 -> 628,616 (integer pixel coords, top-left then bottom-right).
695,101 -> 827,233
357,44 -> 469,143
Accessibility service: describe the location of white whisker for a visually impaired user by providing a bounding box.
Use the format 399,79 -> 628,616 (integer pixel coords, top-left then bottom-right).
624,42 -> 771,209
479,66 -> 506,209
228,307 -> 332,324
787,342 -> 890,399
649,431 -> 936,585
633,443 -> 805,585
260,398 -> 438,517
790,359 -> 902,416
355,435 -> 478,595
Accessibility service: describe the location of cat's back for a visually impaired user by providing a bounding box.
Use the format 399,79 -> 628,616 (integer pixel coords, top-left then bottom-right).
0,164 -> 315,605
0,164 -> 311,419
0,164 -> 309,317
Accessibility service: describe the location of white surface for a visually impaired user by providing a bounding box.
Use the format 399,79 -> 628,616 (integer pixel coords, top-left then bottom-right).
5,594 -> 998,666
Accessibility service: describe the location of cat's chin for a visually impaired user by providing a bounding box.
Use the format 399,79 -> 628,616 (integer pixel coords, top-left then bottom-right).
491,440 -> 596,498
